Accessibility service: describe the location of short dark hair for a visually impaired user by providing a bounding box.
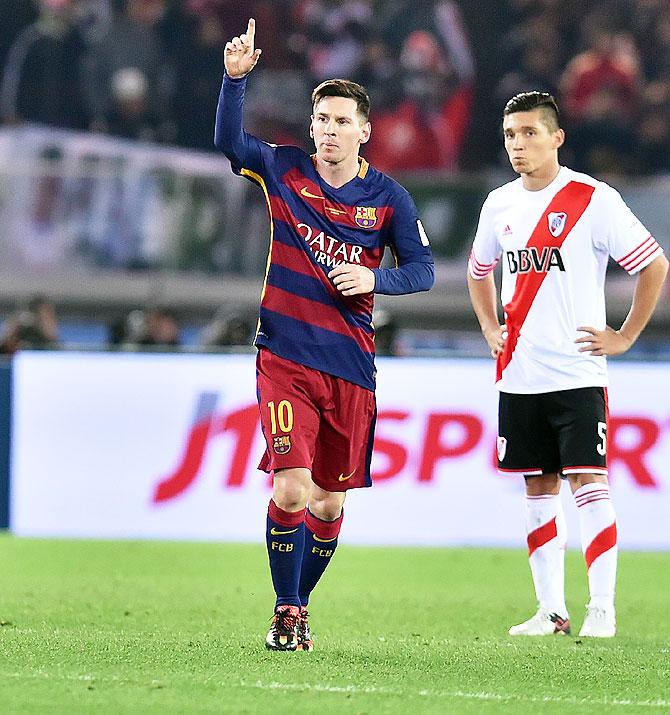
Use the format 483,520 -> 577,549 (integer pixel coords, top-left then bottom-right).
503,91 -> 560,130
312,79 -> 370,122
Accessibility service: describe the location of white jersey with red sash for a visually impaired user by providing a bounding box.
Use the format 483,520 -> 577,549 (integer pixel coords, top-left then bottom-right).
469,167 -> 663,394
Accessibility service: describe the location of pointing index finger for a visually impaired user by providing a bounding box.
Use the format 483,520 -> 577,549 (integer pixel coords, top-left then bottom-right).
247,18 -> 255,44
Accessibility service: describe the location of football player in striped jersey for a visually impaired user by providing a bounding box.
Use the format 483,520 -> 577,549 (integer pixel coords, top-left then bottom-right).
215,19 -> 434,650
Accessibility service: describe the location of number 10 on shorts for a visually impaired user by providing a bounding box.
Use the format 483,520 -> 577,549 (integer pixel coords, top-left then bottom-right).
267,400 -> 294,434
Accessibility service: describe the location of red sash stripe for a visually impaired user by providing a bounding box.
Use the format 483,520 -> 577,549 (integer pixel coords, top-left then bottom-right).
496,181 -> 596,381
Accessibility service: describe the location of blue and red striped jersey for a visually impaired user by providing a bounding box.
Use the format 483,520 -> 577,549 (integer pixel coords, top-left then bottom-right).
215,75 -> 434,390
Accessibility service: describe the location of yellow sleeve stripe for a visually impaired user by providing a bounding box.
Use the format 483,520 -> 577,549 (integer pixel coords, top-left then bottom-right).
240,168 -> 274,340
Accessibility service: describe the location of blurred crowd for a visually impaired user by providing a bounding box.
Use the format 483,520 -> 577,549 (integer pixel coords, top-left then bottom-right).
0,297 -> 403,355
0,296 -> 251,354
493,0 -> 670,175
0,0 -> 669,175
0,0 -> 474,173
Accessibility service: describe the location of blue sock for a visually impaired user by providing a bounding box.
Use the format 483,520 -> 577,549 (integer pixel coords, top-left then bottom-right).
266,499 -> 305,607
299,509 -> 343,606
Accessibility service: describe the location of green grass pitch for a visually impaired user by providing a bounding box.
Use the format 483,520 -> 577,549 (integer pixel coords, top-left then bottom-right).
1,535 -> 668,714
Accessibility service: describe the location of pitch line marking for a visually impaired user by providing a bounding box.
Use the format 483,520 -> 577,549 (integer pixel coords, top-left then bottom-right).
239,679 -> 670,709
2,671 -> 669,709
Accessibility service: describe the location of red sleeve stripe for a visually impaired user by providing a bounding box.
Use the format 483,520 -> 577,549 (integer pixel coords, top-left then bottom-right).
617,236 -> 661,272
468,252 -> 498,278
623,244 -> 663,273
617,235 -> 654,263
470,251 -> 498,270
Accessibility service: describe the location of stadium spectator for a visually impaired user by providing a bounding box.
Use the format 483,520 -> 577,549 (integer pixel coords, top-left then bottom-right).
107,313 -> 129,348
111,306 -> 181,349
83,0 -> 174,140
500,7 -> 566,76
353,35 -> 397,110
172,6 -> 229,150
371,309 -> 399,356
363,0 -> 474,172
200,308 -> 253,348
634,1 -> 670,82
136,306 -> 181,348
365,29 -> 472,172
0,295 -> 60,355
380,0 -> 475,85
566,84 -> 636,175
28,294 -> 60,346
633,81 -> 670,175
0,0 -> 38,72
296,0 -> 373,81
104,67 -> 163,142
495,43 -> 561,111
559,24 -> 640,124
557,18 -> 642,175
0,0 -> 89,129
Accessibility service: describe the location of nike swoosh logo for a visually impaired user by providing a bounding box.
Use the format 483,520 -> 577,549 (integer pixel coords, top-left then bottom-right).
300,186 -> 325,200
338,470 -> 356,482
313,535 -> 338,543
270,527 -> 298,536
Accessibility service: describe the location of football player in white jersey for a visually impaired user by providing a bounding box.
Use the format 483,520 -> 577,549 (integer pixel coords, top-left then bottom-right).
467,91 -> 668,638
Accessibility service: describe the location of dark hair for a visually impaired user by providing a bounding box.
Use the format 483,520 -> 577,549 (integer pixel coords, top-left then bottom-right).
503,91 -> 560,130
311,79 -> 370,122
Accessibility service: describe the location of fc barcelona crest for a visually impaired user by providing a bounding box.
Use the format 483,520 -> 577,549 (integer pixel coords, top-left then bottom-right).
548,211 -> 567,238
355,206 -> 378,229
273,435 -> 291,455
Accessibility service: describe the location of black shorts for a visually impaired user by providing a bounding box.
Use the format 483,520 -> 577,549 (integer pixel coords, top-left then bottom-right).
497,387 -> 608,477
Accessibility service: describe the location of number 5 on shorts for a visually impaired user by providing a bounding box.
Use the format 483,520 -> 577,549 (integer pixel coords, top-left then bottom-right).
267,400 -> 294,434
596,421 -> 607,456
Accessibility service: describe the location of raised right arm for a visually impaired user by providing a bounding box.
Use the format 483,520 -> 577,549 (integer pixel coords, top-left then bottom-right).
213,18 -> 262,169
213,74 -> 250,165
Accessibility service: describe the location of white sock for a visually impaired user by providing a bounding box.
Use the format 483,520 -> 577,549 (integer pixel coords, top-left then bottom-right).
574,482 -> 617,610
525,494 -> 568,616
